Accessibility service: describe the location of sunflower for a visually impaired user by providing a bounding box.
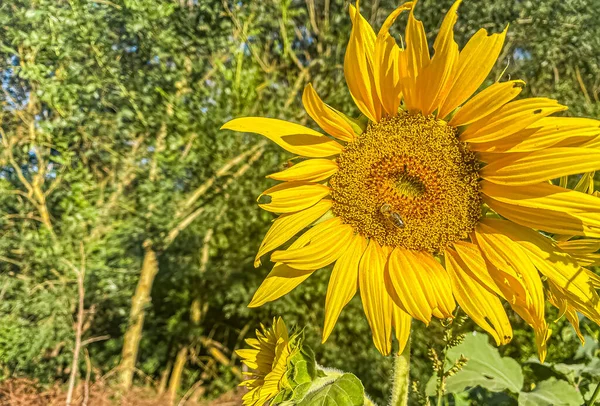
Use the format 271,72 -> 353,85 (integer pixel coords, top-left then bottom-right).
236,318 -> 295,406
223,0 -> 600,362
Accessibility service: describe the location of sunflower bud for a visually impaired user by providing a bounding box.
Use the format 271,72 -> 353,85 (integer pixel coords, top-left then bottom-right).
236,318 -> 316,405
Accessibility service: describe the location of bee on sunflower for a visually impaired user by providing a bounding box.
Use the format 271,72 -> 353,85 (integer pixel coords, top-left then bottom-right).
223,0 -> 600,363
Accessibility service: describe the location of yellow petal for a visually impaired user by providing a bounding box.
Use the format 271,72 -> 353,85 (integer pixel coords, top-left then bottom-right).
475,222 -> 545,319
562,252 -> 600,267
586,268 -> 600,289
254,199 -> 333,267
417,252 -> 456,318
377,2 -> 414,40
557,238 -> 600,254
534,326 -> 551,364
258,181 -> 330,213
470,117 -> 600,153
438,26 -> 508,119
222,117 -> 343,157
481,218 -> 600,324
481,180 -> 600,238
474,222 -> 549,361
452,241 -> 503,297
386,248 -> 436,324
270,217 -> 355,270
547,283 -> 585,344
461,98 -> 567,143
401,7 -> 430,111
565,307 -> 585,344
302,84 -> 356,142
415,0 -> 461,115
582,135 -> 600,149
445,249 -> 512,345
345,3 -> 381,122
249,263 -> 314,307
373,3 -> 413,116
236,348 -> 259,367
245,338 -> 261,349
449,80 -> 525,127
359,239 -> 393,355
374,34 -> 401,116
481,148 -> 600,186
249,217 -> 344,307
392,304 -> 412,355
267,159 -> 338,182
472,228 -> 529,304
322,234 -> 368,342
573,171 -> 595,195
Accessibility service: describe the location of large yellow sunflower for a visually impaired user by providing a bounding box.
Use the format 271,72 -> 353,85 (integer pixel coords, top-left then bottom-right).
223,0 -> 600,361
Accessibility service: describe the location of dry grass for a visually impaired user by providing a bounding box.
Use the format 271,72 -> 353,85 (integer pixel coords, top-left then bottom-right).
0,379 -> 243,406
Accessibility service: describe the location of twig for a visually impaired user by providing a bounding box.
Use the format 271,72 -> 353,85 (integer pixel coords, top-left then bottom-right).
370,0 -> 380,25
176,141 -> 266,218
284,68 -> 310,108
83,348 -> 91,406
305,0 -> 320,34
221,0 -> 274,73
164,206 -> 207,248
177,379 -> 205,406
65,243 -> 86,406
81,335 -> 111,347
575,66 -> 592,106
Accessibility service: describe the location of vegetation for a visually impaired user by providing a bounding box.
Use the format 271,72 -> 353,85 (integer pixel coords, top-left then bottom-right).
0,0 -> 598,404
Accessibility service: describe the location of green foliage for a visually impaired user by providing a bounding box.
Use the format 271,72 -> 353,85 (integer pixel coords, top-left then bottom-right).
274,334 -> 318,403
426,334 -> 524,395
519,378 -> 583,406
296,373 -> 365,406
428,332 -> 597,405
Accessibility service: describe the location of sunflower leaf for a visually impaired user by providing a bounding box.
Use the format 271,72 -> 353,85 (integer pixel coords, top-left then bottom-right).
426,333 -> 524,396
518,378 -> 583,406
295,373 -> 364,406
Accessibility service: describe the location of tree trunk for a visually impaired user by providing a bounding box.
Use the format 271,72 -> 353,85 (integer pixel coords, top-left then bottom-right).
167,346 -> 188,404
120,240 -> 158,390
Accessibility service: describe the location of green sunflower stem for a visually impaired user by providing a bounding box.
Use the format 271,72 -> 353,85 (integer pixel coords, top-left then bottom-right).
390,335 -> 411,406
588,383 -> 600,405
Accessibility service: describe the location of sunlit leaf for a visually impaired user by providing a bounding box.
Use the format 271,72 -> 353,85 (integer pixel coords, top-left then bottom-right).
518,378 -> 583,406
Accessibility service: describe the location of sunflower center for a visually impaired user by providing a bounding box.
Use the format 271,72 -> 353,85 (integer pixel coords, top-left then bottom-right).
329,112 -> 481,253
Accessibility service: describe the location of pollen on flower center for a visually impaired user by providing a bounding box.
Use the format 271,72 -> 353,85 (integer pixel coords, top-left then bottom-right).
329,112 -> 482,253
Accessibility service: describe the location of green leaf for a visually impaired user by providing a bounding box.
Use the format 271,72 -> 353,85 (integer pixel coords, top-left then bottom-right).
296,373 -> 364,406
584,383 -> 599,402
427,333 -> 524,396
518,378 -> 583,406
452,392 -> 472,406
551,358 -> 600,383
287,344 -> 317,385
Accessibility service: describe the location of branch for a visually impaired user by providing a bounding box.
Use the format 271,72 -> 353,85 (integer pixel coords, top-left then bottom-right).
65,243 -> 87,406
176,141 -> 266,218
221,0 -> 274,73
164,206 -> 206,249
165,145 -> 265,249
81,335 -> 111,347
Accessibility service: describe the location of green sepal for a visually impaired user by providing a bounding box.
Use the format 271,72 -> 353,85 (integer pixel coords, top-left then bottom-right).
272,331 -> 318,404
332,108 -> 368,135
312,209 -> 335,226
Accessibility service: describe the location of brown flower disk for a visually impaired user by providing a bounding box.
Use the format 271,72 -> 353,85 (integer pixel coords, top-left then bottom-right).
330,112 -> 481,253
